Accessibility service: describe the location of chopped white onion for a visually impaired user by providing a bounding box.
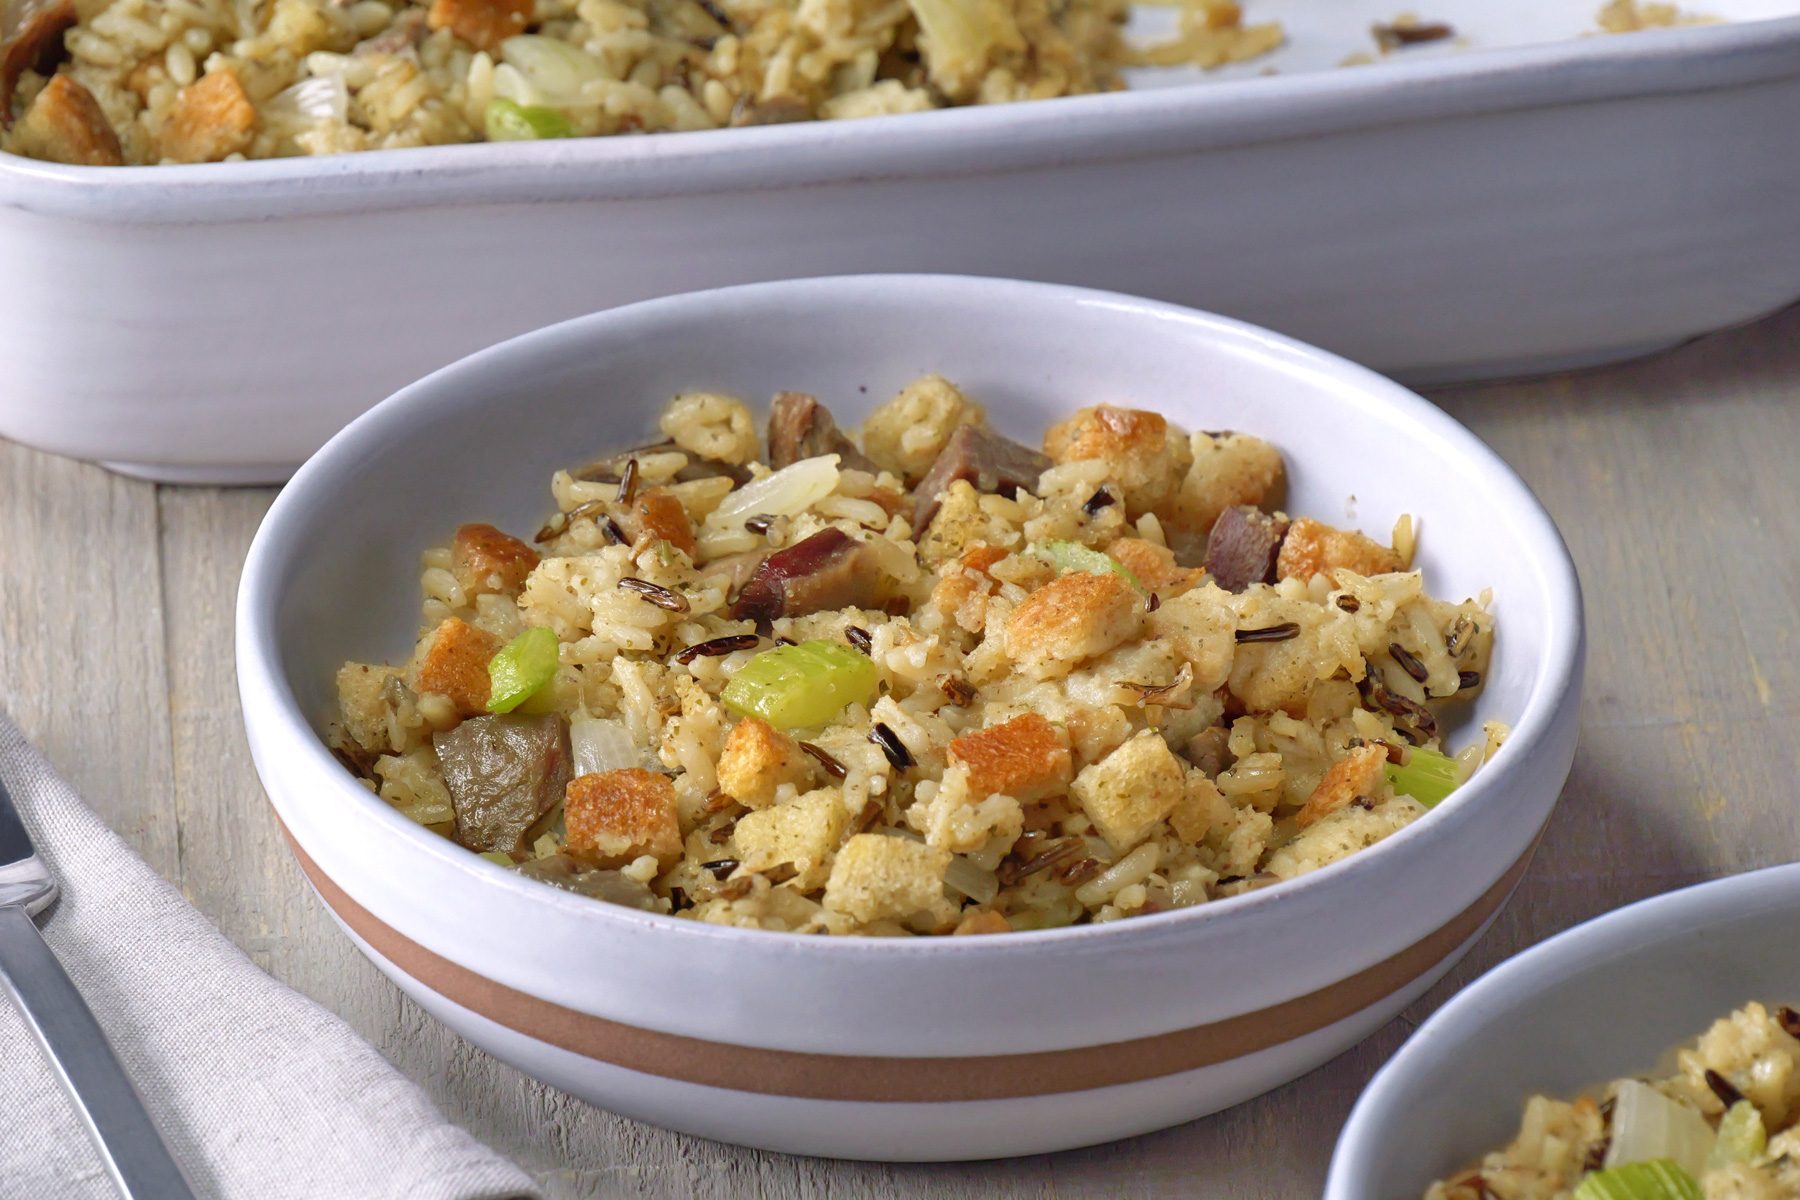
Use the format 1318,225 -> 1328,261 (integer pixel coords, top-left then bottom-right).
705,454 -> 840,534
1605,1080 -> 1715,1178
267,75 -> 349,122
499,35 -> 606,103
944,855 -> 998,905
570,714 -> 639,776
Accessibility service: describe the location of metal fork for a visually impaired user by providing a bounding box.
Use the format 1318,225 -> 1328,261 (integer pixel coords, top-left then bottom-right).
0,774 -> 198,1199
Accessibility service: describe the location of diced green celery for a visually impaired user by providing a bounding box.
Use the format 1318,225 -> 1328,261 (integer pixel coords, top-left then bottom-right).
484,98 -> 575,141
1032,539 -> 1146,591
487,627 -> 561,714
1573,1161 -> 1702,1200
478,851 -> 515,867
1707,1101 -> 1766,1169
720,640 -> 878,729
1384,745 -> 1462,808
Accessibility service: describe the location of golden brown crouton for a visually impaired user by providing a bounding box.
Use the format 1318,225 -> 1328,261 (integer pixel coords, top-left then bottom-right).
1070,730 -> 1186,852
564,768 -> 683,867
947,713 -> 1072,803
731,787 -> 847,889
822,833 -> 957,929
715,717 -> 813,810
452,523 -> 540,596
426,0 -> 532,50
9,75 -> 123,166
1276,518 -> 1403,583
927,544 -> 1009,634
1296,744 -> 1387,828
953,909 -> 1011,935
620,486 -> 696,557
1042,406 -> 1192,519
1146,582 -> 1237,692
161,68 -> 257,164
1105,537 -> 1204,597
1004,570 -> 1140,680
414,617 -> 499,716
1171,432 -> 1285,538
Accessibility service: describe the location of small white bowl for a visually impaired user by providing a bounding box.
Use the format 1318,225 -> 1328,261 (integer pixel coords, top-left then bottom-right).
1327,864 -> 1800,1197
235,275 -> 1584,1160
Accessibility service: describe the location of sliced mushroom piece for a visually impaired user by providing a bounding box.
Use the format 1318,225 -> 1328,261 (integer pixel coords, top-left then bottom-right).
515,853 -> 661,911
1,0 -> 76,121
1203,505 -> 1290,593
912,423 -> 1052,528
767,391 -> 877,472
729,527 -> 883,624
434,713 -> 573,854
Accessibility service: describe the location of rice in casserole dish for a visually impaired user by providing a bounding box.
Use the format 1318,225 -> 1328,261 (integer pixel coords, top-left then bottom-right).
1429,1002 -> 1800,1199
329,380 -> 1501,936
0,0 -> 1280,165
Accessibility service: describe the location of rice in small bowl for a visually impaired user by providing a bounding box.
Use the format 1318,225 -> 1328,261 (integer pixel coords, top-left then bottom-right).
236,274 -> 1583,1159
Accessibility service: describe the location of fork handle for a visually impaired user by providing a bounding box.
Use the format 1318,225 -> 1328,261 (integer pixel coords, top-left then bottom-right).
0,904 -> 198,1200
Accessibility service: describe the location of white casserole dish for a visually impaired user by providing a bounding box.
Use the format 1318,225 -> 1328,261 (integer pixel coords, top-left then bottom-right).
1327,863 -> 1800,1198
3,7 -> 1799,483
234,274 -> 1585,1159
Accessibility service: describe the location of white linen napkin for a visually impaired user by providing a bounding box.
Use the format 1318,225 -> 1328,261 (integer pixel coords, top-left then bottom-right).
0,712 -> 541,1200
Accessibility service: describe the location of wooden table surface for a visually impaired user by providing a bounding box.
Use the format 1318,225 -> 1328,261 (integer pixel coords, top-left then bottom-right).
4,307 -> 1797,1198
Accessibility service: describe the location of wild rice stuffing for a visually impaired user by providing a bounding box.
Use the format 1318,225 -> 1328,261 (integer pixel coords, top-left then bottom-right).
329,379 -> 1501,936
0,0 -> 1280,165
1429,1002 -> 1800,1199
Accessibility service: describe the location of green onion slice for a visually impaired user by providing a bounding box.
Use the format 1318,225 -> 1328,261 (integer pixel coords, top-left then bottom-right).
1573,1160 -> 1703,1200
485,98 -> 575,141
487,626 -> 560,714
1384,744 -> 1461,808
1031,539 -> 1145,592
720,639 -> 878,730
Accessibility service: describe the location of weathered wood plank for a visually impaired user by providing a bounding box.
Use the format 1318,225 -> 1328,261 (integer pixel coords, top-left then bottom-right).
0,444 -> 179,878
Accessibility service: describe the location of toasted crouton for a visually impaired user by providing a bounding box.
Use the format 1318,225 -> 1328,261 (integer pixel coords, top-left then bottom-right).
1276,518 -> 1403,583
426,0 -> 531,50
1146,582 -> 1237,692
1296,744 -> 1388,828
414,617 -> 499,716
716,717 -> 813,810
564,768 -> 682,867
620,486 -> 696,557
918,480 -> 1019,565
161,68 -> 256,163
732,787 -> 848,889
1105,537 -> 1204,597
926,543 -> 1011,632
1169,769 -> 1227,843
1004,570 -> 1140,680
1265,797 -> 1421,881
452,523 -> 540,596
1172,432 -> 1285,538
336,662 -> 404,753
947,713 -> 1072,803
10,75 -> 123,166
860,374 -> 985,483
822,833 -> 957,929
1042,406 -> 1192,519
1070,730 -> 1186,852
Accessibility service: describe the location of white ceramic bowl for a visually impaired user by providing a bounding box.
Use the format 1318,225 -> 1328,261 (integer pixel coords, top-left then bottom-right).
7,10 -> 1800,482
235,275 -> 1584,1160
1327,864 -> 1800,1198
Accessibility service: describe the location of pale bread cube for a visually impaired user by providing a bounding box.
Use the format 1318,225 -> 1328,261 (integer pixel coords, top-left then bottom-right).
822,834 -> 957,929
1069,730 -> 1186,852
731,788 -> 848,890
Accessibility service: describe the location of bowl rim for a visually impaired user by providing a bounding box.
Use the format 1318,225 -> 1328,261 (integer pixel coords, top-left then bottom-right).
1325,861 -> 1800,1197
8,17 -> 1800,219
234,272 -> 1584,959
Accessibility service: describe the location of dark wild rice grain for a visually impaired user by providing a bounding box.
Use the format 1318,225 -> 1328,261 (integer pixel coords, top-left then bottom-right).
618,577 -> 690,612
1390,642 -> 1430,684
1082,488 -> 1115,516
845,625 -> 872,654
617,457 -> 640,504
675,633 -> 761,664
869,722 -> 913,770
799,741 -> 847,780
1236,622 -> 1301,644
1705,1068 -> 1746,1108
